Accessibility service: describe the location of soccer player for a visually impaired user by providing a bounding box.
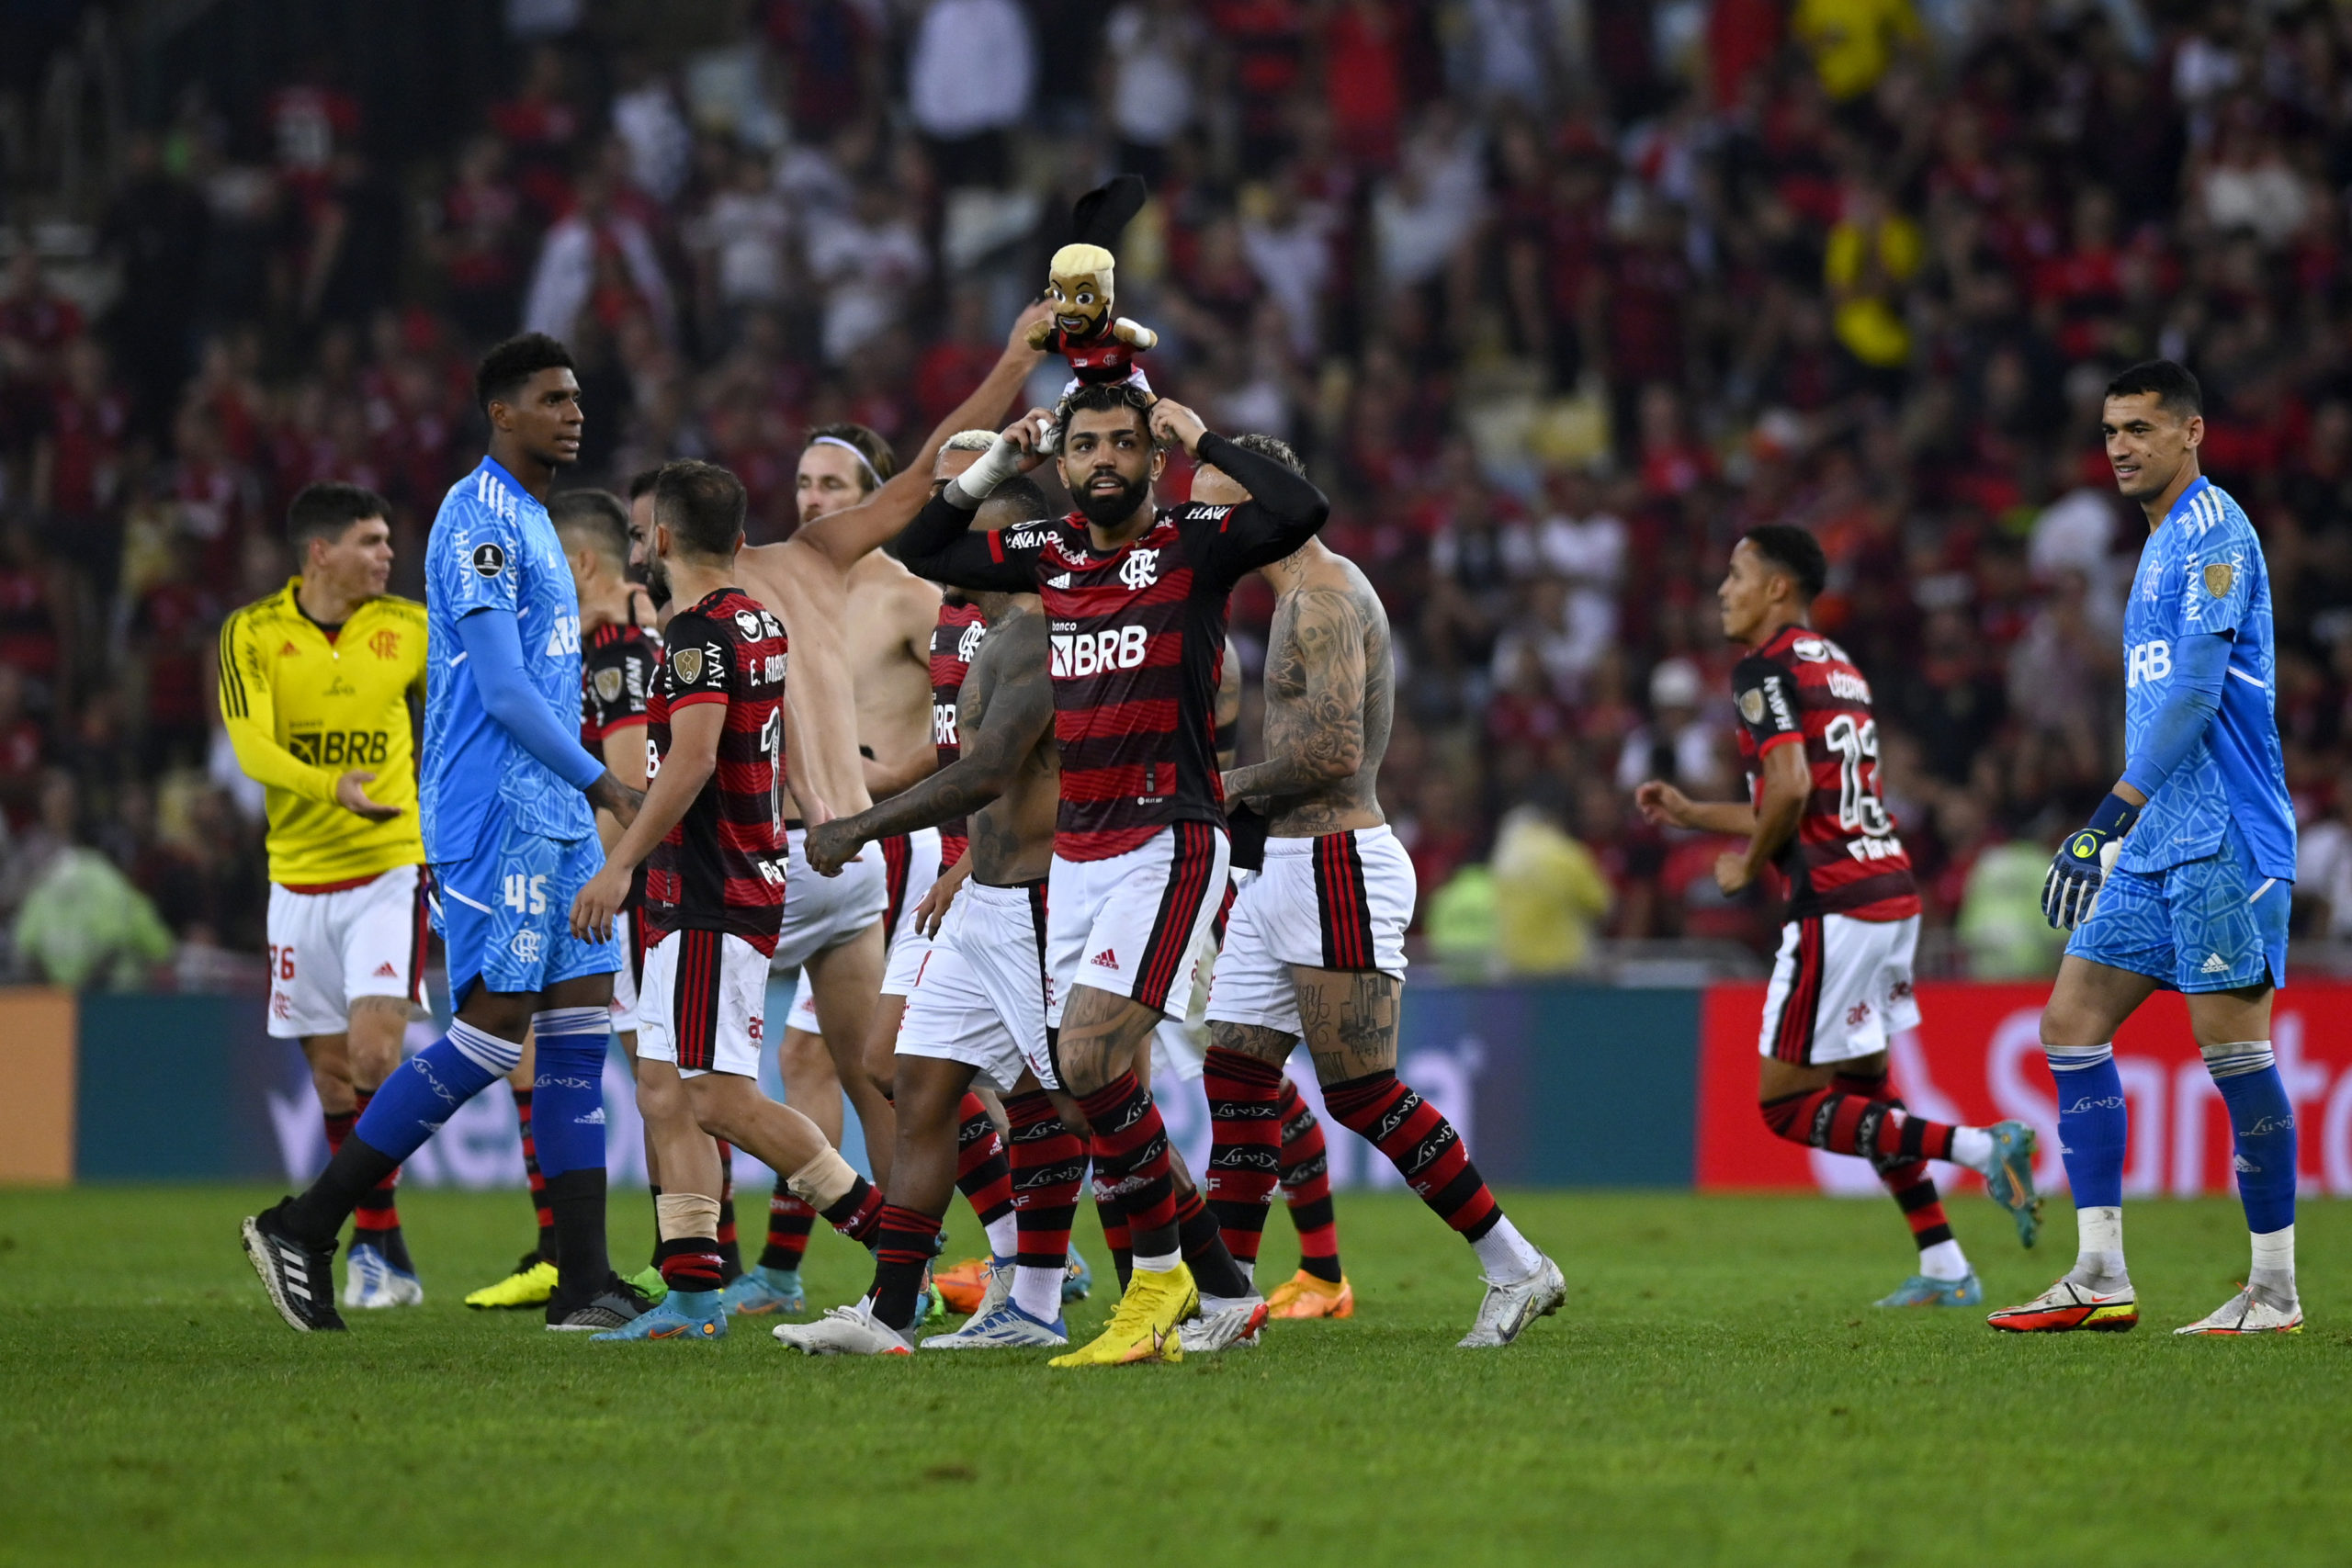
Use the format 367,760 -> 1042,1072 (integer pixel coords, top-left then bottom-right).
892,386 -> 1331,1366
570,459 -> 887,1343
241,333 -> 648,1333
464,488 -> 663,1311
220,481 -> 430,1310
1991,361 -> 2303,1336
781,475 -> 1078,1353
1636,525 -> 2041,1307
1199,437 -> 1564,1347
723,312 -> 1046,1315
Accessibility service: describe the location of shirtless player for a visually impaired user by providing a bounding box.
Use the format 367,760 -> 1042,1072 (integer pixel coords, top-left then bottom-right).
1198,434 -> 1566,1348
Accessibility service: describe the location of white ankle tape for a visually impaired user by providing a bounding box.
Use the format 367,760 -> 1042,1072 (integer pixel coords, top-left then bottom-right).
655,1191 -> 721,1242
2200,1040 -> 2275,1078
786,1147 -> 857,1210
2043,1042 -> 2113,1071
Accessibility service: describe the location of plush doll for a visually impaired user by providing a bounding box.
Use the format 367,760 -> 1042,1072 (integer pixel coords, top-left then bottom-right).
1025,241 -> 1158,387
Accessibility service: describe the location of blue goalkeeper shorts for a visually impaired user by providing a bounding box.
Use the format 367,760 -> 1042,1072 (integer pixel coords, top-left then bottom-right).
2065,818 -> 2290,993
431,811 -> 618,1007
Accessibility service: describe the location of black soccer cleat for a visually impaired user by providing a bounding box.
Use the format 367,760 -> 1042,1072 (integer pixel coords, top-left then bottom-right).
546,1272 -> 653,1332
241,1200 -> 347,1333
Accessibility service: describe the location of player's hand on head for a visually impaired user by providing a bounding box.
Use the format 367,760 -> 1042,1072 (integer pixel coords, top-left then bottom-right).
1147,398 -> 1206,455
334,770 -> 401,822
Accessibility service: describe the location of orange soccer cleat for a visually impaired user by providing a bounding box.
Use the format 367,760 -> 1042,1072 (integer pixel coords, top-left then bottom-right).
933,1257 -> 995,1317
1265,1269 -> 1354,1320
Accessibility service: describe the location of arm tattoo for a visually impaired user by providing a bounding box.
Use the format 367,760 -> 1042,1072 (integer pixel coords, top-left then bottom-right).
1226,586 -> 1366,802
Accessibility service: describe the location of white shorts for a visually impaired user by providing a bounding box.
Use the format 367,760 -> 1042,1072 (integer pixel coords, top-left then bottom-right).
266,865 -> 430,1039
1045,822 -> 1232,1028
773,824 -> 888,976
1148,914 -> 1223,1084
901,876 -> 1055,1090
1758,913 -> 1922,1066
1206,827 -> 1414,1037
637,928 -> 772,1079
609,908 -> 643,1034
779,826 -> 944,1033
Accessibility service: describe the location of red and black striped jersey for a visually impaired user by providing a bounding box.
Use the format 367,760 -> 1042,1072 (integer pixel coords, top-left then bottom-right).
580,622 -> 661,749
931,596 -> 988,870
894,431 -> 1329,861
1732,624 -> 1918,922
581,621 -> 661,910
643,587 -> 790,953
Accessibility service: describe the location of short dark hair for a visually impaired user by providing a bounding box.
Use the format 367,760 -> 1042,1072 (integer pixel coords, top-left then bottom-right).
1054,383 -> 1155,450
2105,359 -> 2202,418
288,482 -> 390,555
977,475 -> 1051,529
626,468 -> 662,502
654,459 -> 747,560
1229,433 -> 1303,474
475,333 -> 575,413
1741,524 -> 1827,604
548,488 -> 631,566
804,423 -> 895,492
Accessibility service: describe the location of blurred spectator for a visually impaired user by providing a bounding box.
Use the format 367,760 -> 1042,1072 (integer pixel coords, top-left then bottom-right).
1102,0 -> 1203,182
1489,799 -> 1611,975
521,165 -> 674,344
1958,833 -> 2064,978
1615,659 -> 1724,798
907,0 -> 1036,188
2296,773 -> 2352,940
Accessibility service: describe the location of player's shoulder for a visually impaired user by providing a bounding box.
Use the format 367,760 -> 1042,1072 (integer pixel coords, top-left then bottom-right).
225,581 -> 299,636
2180,480 -> 2259,546
365,592 -> 428,626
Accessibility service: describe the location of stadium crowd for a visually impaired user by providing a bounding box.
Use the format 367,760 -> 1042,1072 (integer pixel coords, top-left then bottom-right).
5,0 -> 2352,986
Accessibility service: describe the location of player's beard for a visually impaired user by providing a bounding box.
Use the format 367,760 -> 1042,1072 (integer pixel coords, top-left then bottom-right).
643,554 -> 672,605
1070,471 -> 1149,528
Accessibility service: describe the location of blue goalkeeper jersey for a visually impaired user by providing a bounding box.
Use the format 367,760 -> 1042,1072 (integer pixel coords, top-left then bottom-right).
2117,475 -> 2294,880
421,455 -> 594,862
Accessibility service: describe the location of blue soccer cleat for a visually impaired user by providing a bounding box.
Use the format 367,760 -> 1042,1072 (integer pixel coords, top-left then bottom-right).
342,1243 -> 424,1309
921,1300 -> 1069,1349
592,1290 -> 728,1342
1063,1243 -> 1092,1303
1983,1120 -> 2043,1248
722,1266 -> 806,1316
1875,1272 -> 1984,1308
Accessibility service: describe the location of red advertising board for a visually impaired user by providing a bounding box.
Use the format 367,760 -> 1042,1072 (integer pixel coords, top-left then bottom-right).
1697,981 -> 2352,1197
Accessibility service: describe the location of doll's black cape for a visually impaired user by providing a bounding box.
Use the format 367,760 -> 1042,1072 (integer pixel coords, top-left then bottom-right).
1068,175 -> 1147,250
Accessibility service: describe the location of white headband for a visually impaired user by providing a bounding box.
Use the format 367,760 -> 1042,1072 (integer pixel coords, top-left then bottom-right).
810,434 -> 881,485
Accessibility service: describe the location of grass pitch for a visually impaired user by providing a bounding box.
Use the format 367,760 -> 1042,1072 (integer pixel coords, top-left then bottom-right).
2,1187 -> 2346,1567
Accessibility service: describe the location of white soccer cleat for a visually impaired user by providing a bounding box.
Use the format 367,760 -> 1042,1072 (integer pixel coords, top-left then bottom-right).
342,1244 -> 424,1309
966,1260 -> 1013,1324
1177,1297 -> 1270,1353
921,1301 -> 1069,1349
2175,1287 -> 2302,1336
1457,1255 -> 1566,1348
773,1301 -> 915,1356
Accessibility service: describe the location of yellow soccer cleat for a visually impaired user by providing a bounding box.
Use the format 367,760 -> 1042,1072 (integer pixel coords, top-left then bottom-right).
1265,1269 -> 1354,1320
1048,1262 -> 1198,1368
465,1252 -> 560,1310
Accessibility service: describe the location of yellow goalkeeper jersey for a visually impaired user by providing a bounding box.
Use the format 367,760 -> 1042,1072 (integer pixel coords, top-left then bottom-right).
219,580 -> 428,887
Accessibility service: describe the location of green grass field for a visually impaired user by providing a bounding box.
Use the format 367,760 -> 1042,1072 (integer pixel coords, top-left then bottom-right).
3,1186 -> 2347,1567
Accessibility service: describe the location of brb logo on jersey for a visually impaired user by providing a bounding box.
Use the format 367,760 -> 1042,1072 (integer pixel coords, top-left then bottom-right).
1119,548 -> 1160,590
1051,624 -> 1149,678
2126,638 -> 2173,689
933,701 -> 959,748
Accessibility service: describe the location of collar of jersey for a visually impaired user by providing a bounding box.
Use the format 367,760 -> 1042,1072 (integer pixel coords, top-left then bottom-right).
1058,510 -> 1167,558
479,453 -> 536,502
2159,474 -> 2211,534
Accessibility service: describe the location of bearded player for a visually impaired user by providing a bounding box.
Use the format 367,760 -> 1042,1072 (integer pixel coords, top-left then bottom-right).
721,310 -> 1046,1315
894,387 -> 1329,1366
1991,361 -> 2303,1337
243,333 -> 648,1333
1637,525 -> 2041,1307
1195,437 -> 1562,1346
220,481 -> 430,1310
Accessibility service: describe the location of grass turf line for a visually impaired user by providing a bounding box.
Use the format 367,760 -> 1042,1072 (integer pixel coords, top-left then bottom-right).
1,1187 -> 2346,1567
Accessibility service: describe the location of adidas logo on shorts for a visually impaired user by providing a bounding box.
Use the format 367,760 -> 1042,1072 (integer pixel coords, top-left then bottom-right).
1090,948 -> 1119,970
2202,953 -> 2230,975
373,962 -> 399,977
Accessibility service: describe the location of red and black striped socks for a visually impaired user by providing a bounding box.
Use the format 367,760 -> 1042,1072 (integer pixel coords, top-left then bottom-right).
343,1089 -> 410,1272
513,1086 -> 556,1259
820,1176 -> 886,1246
1759,1085 -> 1963,1167
1005,1089 -> 1084,1319
1173,1186 -> 1257,1302
1829,1069 -> 1965,1275
656,1235 -> 724,1296
1078,1073 -> 1181,1265
954,1092 -> 1019,1259
1093,1177 -> 1133,1290
1277,1078 -> 1343,1282
760,1182 -> 817,1273
871,1202 -> 944,1329
1323,1068 -> 1542,1280
1203,1047 -> 1284,1277
715,1141 -> 741,1280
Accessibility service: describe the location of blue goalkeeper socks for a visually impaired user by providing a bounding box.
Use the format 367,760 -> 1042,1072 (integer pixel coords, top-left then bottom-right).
2206,1043 -> 2296,1235
353,1021 -> 520,1162
532,1007 -> 617,1287
2044,1042 -> 2126,1210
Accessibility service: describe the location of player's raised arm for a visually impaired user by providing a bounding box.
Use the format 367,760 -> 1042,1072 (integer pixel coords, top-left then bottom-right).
805,615 -> 1053,875
888,415 -> 1054,594
794,304 -> 1051,570
1152,400 -> 1330,581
